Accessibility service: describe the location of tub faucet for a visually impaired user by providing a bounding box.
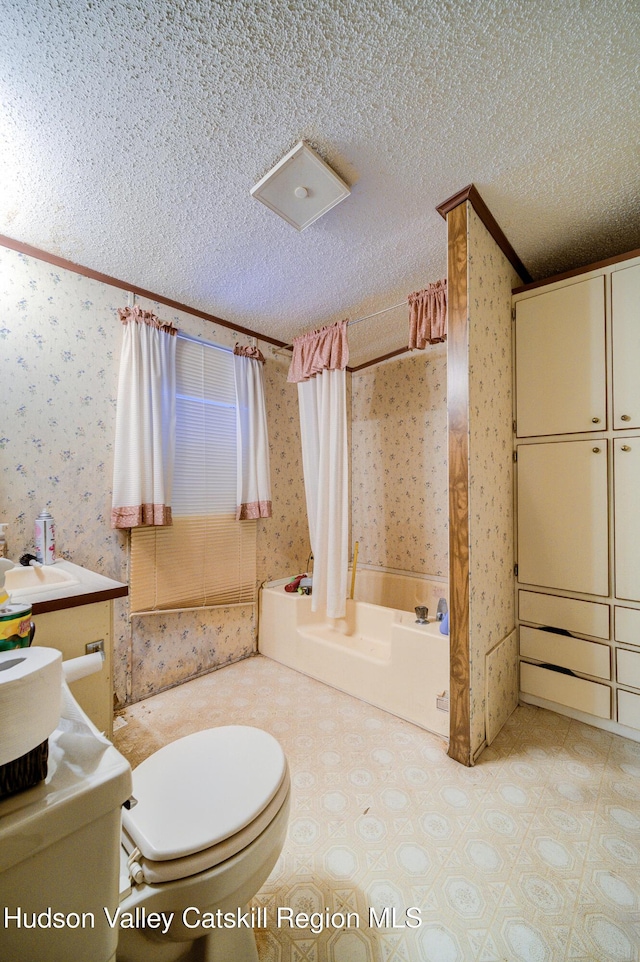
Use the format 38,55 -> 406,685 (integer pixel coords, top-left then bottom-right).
306,552 -> 314,575
436,598 -> 448,621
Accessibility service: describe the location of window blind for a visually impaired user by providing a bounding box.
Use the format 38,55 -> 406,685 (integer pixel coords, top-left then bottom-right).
130,337 -> 257,613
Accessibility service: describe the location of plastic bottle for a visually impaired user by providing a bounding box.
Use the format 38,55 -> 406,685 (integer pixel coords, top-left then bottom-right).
34,510 -> 56,565
0,524 -> 7,558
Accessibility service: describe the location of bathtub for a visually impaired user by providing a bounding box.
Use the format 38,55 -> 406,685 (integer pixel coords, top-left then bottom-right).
258,567 -> 450,737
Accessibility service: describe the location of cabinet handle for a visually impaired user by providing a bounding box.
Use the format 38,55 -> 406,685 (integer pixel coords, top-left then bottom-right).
592,447 -> 601,453
621,415 -> 631,421
592,417 -> 600,423
621,445 -> 631,452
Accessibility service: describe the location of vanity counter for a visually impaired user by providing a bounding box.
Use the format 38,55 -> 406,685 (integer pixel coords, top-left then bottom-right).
7,559 -> 128,615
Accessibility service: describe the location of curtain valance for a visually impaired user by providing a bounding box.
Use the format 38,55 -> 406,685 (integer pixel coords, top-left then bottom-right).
117,305 -> 178,335
233,343 -> 265,363
408,279 -> 447,350
287,319 -> 349,383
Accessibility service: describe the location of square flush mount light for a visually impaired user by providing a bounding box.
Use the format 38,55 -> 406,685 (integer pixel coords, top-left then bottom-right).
250,141 -> 350,231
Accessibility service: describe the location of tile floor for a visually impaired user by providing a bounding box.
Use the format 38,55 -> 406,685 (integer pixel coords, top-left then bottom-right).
113,654 -> 640,962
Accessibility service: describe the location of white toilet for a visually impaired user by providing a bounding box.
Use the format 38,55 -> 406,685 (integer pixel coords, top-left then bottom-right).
0,682 -> 290,962
117,725 -> 290,962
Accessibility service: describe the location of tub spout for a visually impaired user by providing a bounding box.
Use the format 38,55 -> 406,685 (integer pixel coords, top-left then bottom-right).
415,606 -> 429,624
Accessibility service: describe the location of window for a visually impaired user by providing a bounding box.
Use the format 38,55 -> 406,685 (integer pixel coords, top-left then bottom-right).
129,336 -> 257,613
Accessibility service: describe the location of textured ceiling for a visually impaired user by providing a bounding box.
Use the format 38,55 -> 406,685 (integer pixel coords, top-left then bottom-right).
1,0 -> 639,366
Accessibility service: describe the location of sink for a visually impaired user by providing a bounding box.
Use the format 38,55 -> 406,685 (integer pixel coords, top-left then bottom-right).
5,565 -> 79,596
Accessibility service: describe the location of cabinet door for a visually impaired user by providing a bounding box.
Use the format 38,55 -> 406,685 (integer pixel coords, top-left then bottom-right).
612,264 -> 640,429
33,602 -> 113,737
614,438 -> 640,601
517,440 -> 609,595
515,276 -> 606,437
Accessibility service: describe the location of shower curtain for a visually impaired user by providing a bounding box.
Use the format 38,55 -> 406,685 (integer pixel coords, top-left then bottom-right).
288,321 -> 349,619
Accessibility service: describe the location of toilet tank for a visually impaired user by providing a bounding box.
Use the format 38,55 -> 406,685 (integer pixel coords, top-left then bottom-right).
0,686 -> 132,962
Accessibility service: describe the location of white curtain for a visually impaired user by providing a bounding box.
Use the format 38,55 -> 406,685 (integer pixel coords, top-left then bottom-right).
233,345 -> 272,520
297,367 -> 349,619
111,307 -> 177,528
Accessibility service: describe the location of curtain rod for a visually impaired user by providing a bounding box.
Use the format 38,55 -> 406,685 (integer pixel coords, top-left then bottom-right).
274,297 -> 408,356
349,298 -> 407,327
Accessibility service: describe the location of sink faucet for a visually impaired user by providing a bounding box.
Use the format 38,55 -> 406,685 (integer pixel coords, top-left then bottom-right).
19,553 -> 41,568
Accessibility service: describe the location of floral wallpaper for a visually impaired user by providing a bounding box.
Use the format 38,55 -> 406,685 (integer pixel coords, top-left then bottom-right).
0,239 -> 451,716
0,246 -> 305,706
467,205 -> 521,755
257,353 -> 310,583
351,347 -> 448,578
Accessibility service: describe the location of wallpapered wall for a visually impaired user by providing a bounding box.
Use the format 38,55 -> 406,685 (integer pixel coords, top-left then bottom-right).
466,206 -> 521,755
350,346 -> 448,578
0,241 -> 449,709
0,245 -> 307,706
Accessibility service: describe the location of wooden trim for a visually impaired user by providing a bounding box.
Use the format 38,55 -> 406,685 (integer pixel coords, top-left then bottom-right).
513,245 -> 640,294
0,233 -> 289,349
436,185 -> 532,284
348,346 -> 411,372
436,184 -> 476,220
31,584 -> 128,616
446,201 -> 472,766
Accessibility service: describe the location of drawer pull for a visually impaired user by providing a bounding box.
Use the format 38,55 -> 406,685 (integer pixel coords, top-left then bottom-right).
620,414 -> 631,421
592,417 -> 600,423
592,447 -> 601,453
621,444 -> 631,452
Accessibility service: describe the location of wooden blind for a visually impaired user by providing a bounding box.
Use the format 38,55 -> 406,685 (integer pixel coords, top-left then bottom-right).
130,515 -> 256,612
130,337 -> 257,613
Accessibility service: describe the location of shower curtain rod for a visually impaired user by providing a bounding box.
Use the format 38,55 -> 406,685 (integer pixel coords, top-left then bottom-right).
274,297 -> 407,356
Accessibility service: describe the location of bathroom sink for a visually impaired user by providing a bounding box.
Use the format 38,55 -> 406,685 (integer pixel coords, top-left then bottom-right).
5,565 -> 79,596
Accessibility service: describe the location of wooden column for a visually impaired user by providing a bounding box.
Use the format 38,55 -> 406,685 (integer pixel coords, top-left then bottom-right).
446,201 -> 471,766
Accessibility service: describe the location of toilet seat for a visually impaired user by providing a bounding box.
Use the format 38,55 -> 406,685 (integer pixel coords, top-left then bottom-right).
121,726 -> 289,885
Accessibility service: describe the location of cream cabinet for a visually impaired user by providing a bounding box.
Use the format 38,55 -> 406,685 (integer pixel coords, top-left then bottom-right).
514,276 -> 606,437
612,263 -> 640,430
33,601 -> 113,737
514,249 -> 640,738
613,437 -> 640,602
516,439 -> 609,596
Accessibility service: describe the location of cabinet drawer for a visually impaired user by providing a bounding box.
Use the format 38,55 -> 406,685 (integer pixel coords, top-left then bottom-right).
520,626 -> 610,679
519,591 -> 609,639
617,648 -> 640,690
618,689 -> 640,731
615,606 -> 640,648
520,662 -> 611,719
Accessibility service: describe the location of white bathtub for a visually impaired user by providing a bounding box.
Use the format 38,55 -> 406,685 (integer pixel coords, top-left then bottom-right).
258,567 -> 450,737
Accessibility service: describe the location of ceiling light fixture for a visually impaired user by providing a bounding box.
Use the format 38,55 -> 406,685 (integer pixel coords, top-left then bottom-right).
250,141 -> 350,231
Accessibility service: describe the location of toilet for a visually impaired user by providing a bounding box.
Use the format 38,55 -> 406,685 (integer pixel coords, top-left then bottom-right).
116,725 -> 290,962
0,683 -> 290,962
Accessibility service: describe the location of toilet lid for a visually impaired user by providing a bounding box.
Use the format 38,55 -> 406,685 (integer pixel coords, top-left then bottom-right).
122,726 -> 287,862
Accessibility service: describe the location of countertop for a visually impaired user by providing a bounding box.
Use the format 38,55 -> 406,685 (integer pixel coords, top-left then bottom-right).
6,559 -> 128,615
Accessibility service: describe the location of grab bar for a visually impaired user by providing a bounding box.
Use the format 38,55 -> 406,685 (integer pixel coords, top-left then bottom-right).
350,541 -> 359,600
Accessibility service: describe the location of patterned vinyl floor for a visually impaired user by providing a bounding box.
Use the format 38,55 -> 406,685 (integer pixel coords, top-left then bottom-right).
113,654 -> 640,962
